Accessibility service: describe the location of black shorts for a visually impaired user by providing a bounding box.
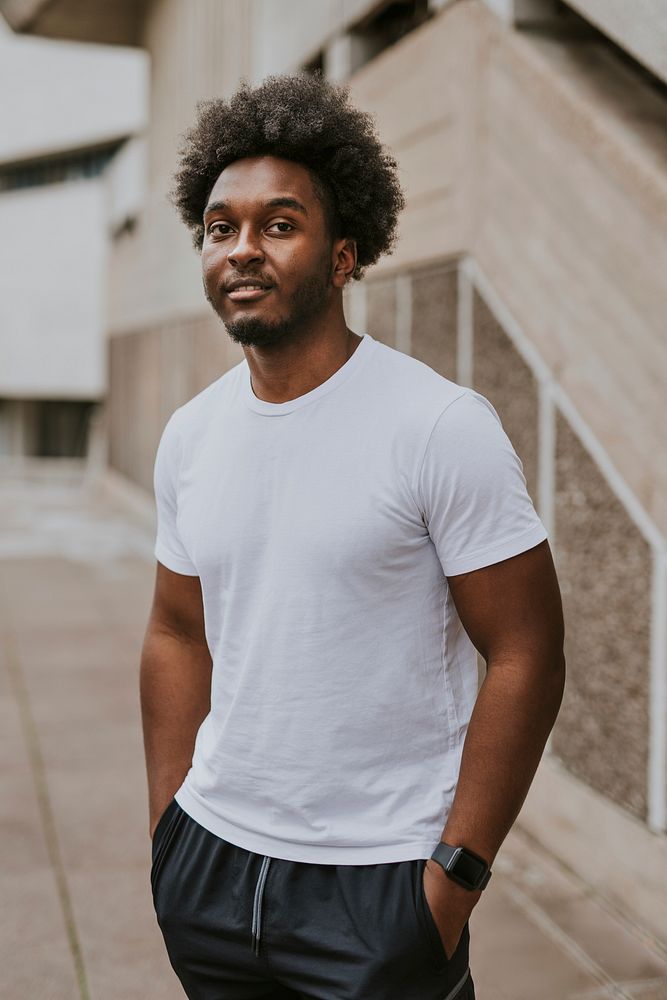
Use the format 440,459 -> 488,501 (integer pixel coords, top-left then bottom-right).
151,798 -> 475,1000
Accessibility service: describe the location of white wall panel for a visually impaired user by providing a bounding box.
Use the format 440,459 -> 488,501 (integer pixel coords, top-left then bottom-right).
0,30 -> 148,164
0,179 -> 107,396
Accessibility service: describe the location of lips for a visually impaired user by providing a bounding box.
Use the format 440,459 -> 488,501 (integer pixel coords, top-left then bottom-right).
225,278 -> 274,303
227,286 -> 272,302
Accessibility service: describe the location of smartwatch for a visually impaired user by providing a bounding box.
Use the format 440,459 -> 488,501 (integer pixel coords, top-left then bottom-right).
429,842 -> 492,891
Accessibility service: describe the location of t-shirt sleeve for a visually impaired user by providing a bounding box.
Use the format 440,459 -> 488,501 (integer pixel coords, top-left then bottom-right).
417,389 -> 548,577
153,411 -> 199,576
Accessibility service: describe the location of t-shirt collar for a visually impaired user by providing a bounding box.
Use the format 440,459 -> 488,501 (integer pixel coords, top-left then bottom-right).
242,333 -> 375,416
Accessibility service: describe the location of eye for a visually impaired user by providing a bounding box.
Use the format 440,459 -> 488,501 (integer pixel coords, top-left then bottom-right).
208,222 -> 232,236
268,222 -> 294,233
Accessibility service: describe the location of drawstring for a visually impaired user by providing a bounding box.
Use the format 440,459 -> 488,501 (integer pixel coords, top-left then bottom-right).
443,967 -> 471,1000
251,855 -> 272,956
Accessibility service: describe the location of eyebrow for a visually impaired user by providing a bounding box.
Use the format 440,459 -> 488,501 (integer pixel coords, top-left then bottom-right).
203,197 -> 309,219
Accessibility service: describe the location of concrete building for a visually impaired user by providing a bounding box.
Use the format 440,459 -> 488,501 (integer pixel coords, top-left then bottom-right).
3,0 -> 666,942
0,15 -> 148,461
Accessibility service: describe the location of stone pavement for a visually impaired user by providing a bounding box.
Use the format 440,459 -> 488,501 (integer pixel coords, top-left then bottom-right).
1,466 -> 666,1000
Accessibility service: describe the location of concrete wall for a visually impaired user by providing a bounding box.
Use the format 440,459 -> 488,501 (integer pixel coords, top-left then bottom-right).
470,25 -> 667,540
0,179 -> 108,398
348,4 -> 478,269
0,0 -> 145,46
0,28 -> 147,164
250,0 -> 404,80
566,0 -> 667,85
0,17 -> 147,422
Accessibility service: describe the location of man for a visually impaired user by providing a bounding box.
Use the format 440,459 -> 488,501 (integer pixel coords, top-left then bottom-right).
141,72 -> 565,1000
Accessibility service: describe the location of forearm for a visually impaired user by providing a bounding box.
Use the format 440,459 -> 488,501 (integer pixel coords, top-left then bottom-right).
421,651 -> 565,957
440,651 -> 565,866
140,626 -> 212,837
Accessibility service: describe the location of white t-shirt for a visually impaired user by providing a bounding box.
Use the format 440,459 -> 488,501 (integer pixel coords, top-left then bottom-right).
153,332 -> 548,864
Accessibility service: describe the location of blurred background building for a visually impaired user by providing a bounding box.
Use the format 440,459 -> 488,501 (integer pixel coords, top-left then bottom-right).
2,0 -> 666,947
0,16 -> 148,462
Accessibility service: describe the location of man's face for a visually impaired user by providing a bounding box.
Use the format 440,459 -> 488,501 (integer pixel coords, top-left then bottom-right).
201,156 -> 337,348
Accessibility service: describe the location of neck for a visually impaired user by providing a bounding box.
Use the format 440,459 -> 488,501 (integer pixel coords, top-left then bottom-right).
245,322 -> 362,405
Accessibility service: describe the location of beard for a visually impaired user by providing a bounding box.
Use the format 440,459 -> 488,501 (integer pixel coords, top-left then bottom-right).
206,253 -> 333,348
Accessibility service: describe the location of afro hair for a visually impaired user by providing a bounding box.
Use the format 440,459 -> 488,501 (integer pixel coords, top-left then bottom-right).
170,72 -> 405,281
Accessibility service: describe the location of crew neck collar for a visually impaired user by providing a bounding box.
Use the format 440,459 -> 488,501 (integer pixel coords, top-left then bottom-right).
242,333 -> 376,416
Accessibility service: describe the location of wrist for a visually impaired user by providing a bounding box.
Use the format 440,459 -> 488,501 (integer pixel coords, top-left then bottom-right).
425,857 -> 482,896
423,859 -> 483,924
429,841 -> 493,892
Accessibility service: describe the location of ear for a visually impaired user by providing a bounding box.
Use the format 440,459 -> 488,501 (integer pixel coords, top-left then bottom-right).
332,237 -> 357,288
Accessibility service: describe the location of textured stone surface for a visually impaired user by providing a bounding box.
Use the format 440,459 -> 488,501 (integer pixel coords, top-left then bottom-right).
410,263 -> 458,381
472,290 -> 540,505
365,276 -> 397,347
552,412 -> 652,821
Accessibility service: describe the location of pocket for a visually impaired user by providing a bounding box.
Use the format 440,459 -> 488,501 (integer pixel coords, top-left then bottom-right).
414,858 -> 450,968
151,797 -> 179,858
150,799 -> 185,895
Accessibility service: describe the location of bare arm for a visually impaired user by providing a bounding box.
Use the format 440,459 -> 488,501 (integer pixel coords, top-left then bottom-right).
140,562 -> 212,839
424,539 -> 566,957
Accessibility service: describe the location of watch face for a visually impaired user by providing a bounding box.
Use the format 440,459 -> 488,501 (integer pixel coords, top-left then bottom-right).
451,849 -> 486,886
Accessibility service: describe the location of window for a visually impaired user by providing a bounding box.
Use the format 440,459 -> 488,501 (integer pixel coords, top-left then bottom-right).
0,144 -> 120,193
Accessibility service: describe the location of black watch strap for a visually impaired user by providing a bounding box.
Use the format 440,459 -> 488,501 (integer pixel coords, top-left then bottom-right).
430,841 -> 492,892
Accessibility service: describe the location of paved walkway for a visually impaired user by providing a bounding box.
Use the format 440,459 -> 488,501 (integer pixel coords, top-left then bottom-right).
1,468 -> 666,1000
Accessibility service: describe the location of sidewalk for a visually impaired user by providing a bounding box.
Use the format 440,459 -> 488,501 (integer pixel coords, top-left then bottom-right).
1,470 -> 666,1000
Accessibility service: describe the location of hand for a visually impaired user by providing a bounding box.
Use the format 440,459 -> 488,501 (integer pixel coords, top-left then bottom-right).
422,858 -> 481,960
149,795 -> 175,841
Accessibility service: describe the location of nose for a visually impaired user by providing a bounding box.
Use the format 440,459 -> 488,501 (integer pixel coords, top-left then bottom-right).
227,225 -> 264,268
